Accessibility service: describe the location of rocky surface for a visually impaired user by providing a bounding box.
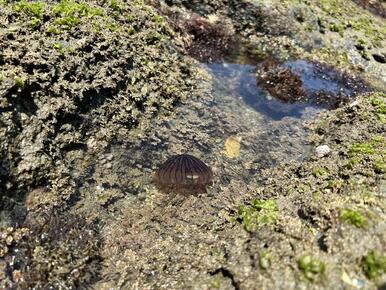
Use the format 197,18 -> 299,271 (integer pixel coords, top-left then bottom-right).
0,0 -> 385,289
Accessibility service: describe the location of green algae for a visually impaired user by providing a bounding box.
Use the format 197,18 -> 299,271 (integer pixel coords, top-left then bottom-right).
298,255 -> 326,281
282,0 -> 385,77
151,14 -> 164,23
346,155 -> 361,170
14,76 -> 24,89
11,0 -> 112,31
325,178 -> 343,191
319,0 -> 342,16
318,0 -> 384,47
46,26 -> 61,35
54,15 -> 81,28
346,134 -> 385,175
329,23 -> 344,35
14,1 -> 45,19
109,0 -> 123,12
13,1 -> 45,28
340,209 -> 367,228
238,199 -> 278,232
145,31 -> 164,44
312,167 -> 329,178
374,158 -> 385,174
209,278 -> 221,289
52,0 -> 103,18
52,43 -> 65,54
316,46 -> 350,66
347,17 -> 384,48
52,0 -> 103,29
259,251 -> 272,270
371,97 -> 386,123
283,0 -> 385,49
349,136 -> 385,156
126,14 -> 135,22
362,251 -> 386,279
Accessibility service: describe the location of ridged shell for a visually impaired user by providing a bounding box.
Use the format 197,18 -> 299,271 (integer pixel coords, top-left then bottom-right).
154,154 -> 213,188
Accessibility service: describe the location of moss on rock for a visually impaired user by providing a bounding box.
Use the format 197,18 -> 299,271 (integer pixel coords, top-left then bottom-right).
340,208 -> 368,228
298,255 -> 326,281
0,0 -> 196,195
238,199 -> 278,231
362,251 -> 386,279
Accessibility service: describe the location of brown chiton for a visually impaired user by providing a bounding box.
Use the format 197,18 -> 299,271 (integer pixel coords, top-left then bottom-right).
154,154 -> 213,193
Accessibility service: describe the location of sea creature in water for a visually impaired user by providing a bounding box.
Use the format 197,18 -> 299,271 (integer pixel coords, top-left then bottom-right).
154,154 -> 213,193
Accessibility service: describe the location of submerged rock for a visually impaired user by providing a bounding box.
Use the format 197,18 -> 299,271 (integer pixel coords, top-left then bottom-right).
256,60 -> 307,103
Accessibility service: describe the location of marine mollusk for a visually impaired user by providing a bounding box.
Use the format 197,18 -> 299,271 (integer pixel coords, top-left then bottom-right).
154,154 -> 213,192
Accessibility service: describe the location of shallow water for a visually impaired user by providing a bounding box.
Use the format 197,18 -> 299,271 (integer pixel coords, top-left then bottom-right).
1,57 -> 364,287
78,60 -> 318,203
3,58 -> 354,229
205,62 -> 324,120
72,60 -> 320,285
75,58 -> 358,205
284,60 -> 353,95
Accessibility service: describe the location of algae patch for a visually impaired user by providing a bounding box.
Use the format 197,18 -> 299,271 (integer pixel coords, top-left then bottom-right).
259,251 -> 272,270
349,136 -> 385,156
52,0 -> 104,29
340,208 -> 367,228
362,251 -> 386,279
13,0 -> 45,27
238,199 -> 278,231
371,97 -> 386,124
298,255 -> 326,281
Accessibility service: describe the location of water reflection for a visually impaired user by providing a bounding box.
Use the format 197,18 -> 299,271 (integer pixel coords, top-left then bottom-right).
205,62 -> 319,120
205,59 -> 362,120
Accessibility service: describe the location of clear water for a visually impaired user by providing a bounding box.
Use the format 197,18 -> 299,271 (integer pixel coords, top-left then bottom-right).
78,59 -> 358,204
73,60 -> 318,210
284,60 -> 354,95
206,59 -> 360,121
205,62 -> 322,120
74,60 -> 320,285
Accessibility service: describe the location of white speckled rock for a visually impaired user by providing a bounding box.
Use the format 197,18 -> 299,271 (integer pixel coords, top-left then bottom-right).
315,145 -> 331,158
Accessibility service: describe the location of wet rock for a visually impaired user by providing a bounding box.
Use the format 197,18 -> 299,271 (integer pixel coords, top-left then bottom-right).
0,0 -> 196,199
11,212 -> 102,289
181,13 -> 236,62
0,0 -> 385,289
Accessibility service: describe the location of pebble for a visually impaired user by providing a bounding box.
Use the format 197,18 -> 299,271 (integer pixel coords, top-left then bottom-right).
315,145 -> 331,158
349,100 -> 359,107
